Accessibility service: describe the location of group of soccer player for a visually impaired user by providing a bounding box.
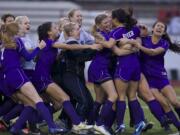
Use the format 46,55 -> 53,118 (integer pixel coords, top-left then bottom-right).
0,7 -> 180,135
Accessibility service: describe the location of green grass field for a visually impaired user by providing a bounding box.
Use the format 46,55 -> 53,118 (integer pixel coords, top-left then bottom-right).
2,86 -> 180,135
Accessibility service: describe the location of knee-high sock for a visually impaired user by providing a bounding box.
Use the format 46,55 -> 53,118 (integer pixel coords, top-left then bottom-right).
96,100 -> 113,126
88,101 -> 102,125
166,111 -> 180,129
104,109 -> 116,128
3,104 -> 24,123
12,106 -> 34,130
175,107 -> 180,119
36,102 -> 56,128
148,100 -> 167,125
0,99 -> 16,117
62,101 -> 81,125
116,101 -> 126,126
129,100 -> 143,125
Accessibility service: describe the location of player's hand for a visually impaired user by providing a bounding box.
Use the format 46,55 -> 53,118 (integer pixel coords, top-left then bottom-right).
38,40 -> 46,49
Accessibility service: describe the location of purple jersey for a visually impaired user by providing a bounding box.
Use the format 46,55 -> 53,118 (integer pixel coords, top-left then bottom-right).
0,37 -> 40,96
92,31 -> 112,66
88,31 -> 113,83
33,39 -> 57,92
110,26 -> 141,81
0,37 -> 40,73
34,39 -> 57,77
110,26 -> 140,65
140,36 -> 169,78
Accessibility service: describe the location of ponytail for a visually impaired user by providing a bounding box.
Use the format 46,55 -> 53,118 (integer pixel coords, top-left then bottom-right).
37,22 -> 51,41
162,33 -> 180,53
125,8 -> 137,30
112,8 -> 137,30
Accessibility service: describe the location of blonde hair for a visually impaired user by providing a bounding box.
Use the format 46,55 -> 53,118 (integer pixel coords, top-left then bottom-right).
91,14 -> 108,41
0,22 -> 19,49
15,16 -> 28,24
58,17 -> 70,32
63,22 -> 77,37
68,9 -> 80,19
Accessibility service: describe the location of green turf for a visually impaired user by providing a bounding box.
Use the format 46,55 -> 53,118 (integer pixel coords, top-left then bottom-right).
1,88 -> 180,135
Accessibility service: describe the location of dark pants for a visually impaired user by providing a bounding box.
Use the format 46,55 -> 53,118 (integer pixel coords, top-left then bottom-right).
0,95 -> 11,105
61,72 -> 93,120
0,94 -> 3,105
52,60 -> 93,121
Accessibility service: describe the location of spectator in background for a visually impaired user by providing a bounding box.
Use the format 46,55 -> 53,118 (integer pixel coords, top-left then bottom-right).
67,9 -> 94,44
158,7 -> 180,35
1,13 -> 15,24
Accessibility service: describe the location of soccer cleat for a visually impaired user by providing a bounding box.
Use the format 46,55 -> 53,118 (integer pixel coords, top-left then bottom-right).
49,126 -> 68,134
0,123 -> 6,131
0,119 -> 9,131
72,122 -> 93,130
142,120 -> 154,132
10,127 -> 29,135
71,122 -> 93,134
55,119 -> 71,130
161,115 -> 172,132
94,124 -> 112,135
115,124 -> 125,134
36,120 -> 47,128
133,121 -> 146,135
29,124 -> 48,135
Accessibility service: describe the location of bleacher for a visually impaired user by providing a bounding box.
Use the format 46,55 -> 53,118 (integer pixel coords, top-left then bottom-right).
0,1 -> 80,32
0,1 -> 157,32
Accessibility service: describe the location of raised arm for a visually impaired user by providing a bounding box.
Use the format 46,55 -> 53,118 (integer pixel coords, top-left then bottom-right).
52,42 -> 102,51
138,44 -> 165,56
19,40 -> 45,61
96,38 -> 116,49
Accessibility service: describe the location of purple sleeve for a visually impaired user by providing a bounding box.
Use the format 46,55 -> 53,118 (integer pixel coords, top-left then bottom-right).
161,40 -> 169,51
109,29 -> 122,40
20,47 -> 40,61
16,37 -> 40,61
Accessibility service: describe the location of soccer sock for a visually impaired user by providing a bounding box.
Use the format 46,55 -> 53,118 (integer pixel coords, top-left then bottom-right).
0,99 -> 16,116
3,104 -> 24,123
45,103 -> 55,115
129,99 -> 143,125
62,100 -> 81,125
36,102 -> 56,128
166,111 -> 180,129
104,109 -> 116,128
137,101 -> 145,121
175,107 -> 180,119
116,100 -> 126,126
12,106 -> 33,130
96,100 -> 113,126
88,101 -> 102,125
128,101 -> 134,126
148,100 -> 167,125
